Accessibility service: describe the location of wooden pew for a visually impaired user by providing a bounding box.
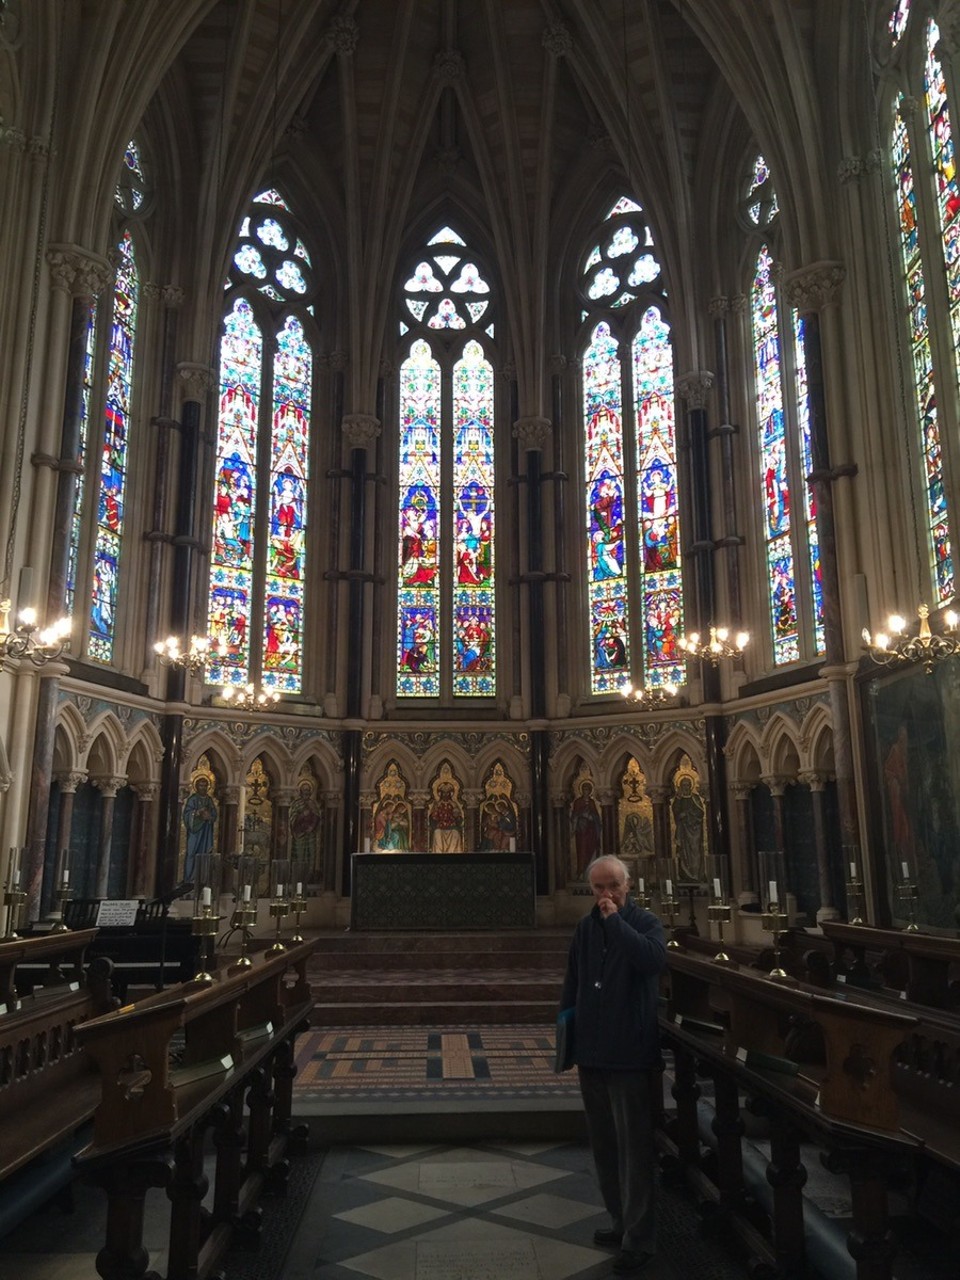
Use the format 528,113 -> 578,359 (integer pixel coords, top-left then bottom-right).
0,930 -> 116,1236
74,938 -> 316,1280
660,948 -> 923,1280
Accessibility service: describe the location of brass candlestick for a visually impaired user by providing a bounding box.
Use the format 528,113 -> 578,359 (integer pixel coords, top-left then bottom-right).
191,902 -> 222,985
761,903 -> 790,980
226,897 -> 258,971
3,883 -> 25,940
846,875 -> 864,926
660,888 -> 680,948
51,882 -> 72,933
708,898 -> 733,965
897,879 -> 920,932
266,891 -> 289,955
289,890 -> 307,944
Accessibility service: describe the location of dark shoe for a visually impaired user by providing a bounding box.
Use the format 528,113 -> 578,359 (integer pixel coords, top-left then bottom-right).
593,1228 -> 622,1247
612,1249 -> 654,1274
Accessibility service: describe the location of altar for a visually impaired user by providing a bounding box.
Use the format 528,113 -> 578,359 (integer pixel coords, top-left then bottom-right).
350,851 -> 536,931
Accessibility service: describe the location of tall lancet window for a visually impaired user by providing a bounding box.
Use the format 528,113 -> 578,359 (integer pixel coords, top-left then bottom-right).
206,188 -> 317,694
396,227 -> 497,698
745,156 -> 822,665
875,7 -> 957,607
579,196 -> 683,695
88,227 -> 139,662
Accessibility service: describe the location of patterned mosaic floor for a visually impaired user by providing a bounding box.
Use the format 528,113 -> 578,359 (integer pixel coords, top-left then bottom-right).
294,1025 -> 581,1104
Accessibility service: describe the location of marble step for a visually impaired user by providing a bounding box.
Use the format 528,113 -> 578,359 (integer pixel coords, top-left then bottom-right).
309,929 -> 571,955
311,972 -> 562,1004
308,948 -> 566,971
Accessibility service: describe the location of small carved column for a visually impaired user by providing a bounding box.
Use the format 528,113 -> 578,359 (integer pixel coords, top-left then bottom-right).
670,1042 -> 702,1171
463,789 -> 482,852
92,775 -> 126,898
731,782 -> 758,905
211,1089 -> 245,1228
322,790 -> 340,890
92,1155 -> 172,1280
551,791 -> 569,891
49,769 -> 85,911
648,785 -> 671,869
273,787 -> 295,864
515,789 -> 531,854
219,784 -> 241,861
799,769 -> 838,922
129,782 -> 159,898
765,1109 -> 808,1279
409,791 -> 430,853
598,788 -> 617,860
761,774 -> 789,889
358,790 -> 375,851
167,1126 -> 210,1280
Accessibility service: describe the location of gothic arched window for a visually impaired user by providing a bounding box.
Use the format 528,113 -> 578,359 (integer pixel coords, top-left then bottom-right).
746,157 -> 823,665
205,188 -> 317,694
882,10 -> 956,606
396,226 -> 497,699
579,196 -> 683,695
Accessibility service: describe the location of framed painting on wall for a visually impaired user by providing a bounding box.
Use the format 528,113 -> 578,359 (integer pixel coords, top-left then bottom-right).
860,655 -> 960,931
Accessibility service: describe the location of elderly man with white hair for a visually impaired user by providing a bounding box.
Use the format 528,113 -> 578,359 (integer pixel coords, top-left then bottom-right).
559,854 -> 666,1276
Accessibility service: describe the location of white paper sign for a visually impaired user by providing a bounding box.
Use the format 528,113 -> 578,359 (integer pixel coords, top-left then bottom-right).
96,899 -> 140,927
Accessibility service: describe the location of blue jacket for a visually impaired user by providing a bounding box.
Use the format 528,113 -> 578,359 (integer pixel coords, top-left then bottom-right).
559,896 -> 666,1071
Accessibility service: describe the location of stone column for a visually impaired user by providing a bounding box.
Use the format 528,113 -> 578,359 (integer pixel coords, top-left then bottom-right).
598,788 -> 617,860
731,782 -> 758,905
130,782 -> 159,898
707,295 -> 745,620
322,790 -> 340,892
761,774 -> 789,891
219,784 -> 241,862
647,785 -> 671,878
91,776 -> 126,898
799,769 -> 838,923
409,791 -> 430,853
551,792 -> 568,891
463,789 -> 482,852
358,791 -> 375,851
782,263 -> 861,858
50,769 -> 86,912
273,787 -> 295,866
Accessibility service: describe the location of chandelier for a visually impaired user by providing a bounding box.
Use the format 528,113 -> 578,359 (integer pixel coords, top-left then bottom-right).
220,681 -> 280,711
861,603 -> 960,675
153,634 -> 219,673
621,680 -> 680,709
678,625 -> 750,666
0,600 -> 72,667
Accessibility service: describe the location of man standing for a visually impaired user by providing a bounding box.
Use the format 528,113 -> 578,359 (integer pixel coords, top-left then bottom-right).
559,855 -> 666,1275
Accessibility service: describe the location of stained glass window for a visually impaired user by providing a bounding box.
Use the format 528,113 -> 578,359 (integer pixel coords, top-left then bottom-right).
396,227 -> 496,698
889,1 -> 911,45
580,198 -> 681,695
207,190 -> 316,694
65,304 -> 97,619
88,228 -> 139,662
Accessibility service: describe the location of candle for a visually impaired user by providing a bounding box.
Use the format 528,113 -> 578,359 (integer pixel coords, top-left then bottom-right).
768,880 -> 778,906
296,881 -> 303,896
363,838 -> 371,853
509,837 -> 516,852
849,861 -> 857,880
665,878 -> 673,897
276,883 -> 284,898
242,884 -> 251,902
713,877 -> 722,899
201,886 -> 211,907
637,876 -> 644,893
61,869 -> 70,888
12,868 -> 20,889
901,861 -> 909,880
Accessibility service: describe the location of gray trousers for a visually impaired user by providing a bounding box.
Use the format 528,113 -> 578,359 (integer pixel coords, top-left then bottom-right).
578,1065 -> 657,1254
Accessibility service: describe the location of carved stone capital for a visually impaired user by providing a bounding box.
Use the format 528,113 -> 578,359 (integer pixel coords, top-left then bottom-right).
549,353 -> 567,375
837,152 -> 881,184
434,49 -> 465,83
0,125 -> 26,151
341,413 -> 381,446
760,773 -> 789,797
54,770 -> 87,794
783,261 -> 846,312
647,785 -> 671,805
543,21 -> 572,58
328,349 -> 349,373
273,787 -> 296,808
729,293 -> 748,315
798,770 -> 826,791
92,774 -> 126,798
731,783 -> 755,803
144,282 -> 184,308
675,370 -> 714,410
221,784 -> 243,806
132,781 -> 160,802
46,245 -> 113,297
513,415 -> 552,450
708,295 -> 729,319
26,135 -> 51,164
177,361 -> 215,401
328,15 -> 359,56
